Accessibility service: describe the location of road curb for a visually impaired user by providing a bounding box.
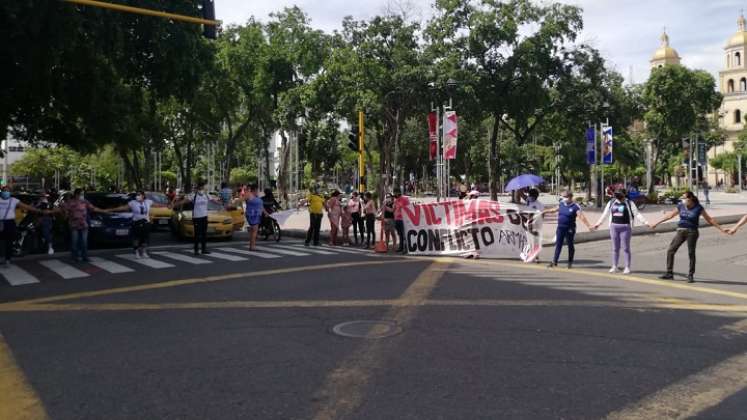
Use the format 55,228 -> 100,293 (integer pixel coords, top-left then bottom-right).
282,214 -> 746,246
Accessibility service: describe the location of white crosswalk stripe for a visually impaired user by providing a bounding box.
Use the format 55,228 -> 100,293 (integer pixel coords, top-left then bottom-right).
259,246 -> 311,256
117,253 -> 175,269
88,257 -> 134,274
39,260 -> 90,279
0,264 -> 40,286
315,244 -> 375,255
215,247 -> 282,259
152,251 -> 211,265
187,250 -> 247,261
271,244 -> 335,255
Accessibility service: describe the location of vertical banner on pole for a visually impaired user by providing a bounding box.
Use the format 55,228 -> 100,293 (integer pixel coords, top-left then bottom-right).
602,126 -> 614,164
443,111 -> 458,160
586,127 -> 596,165
428,112 -> 438,161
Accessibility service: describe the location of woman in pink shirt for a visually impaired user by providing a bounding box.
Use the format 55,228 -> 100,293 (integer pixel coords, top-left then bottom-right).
326,191 -> 342,246
393,188 -> 409,253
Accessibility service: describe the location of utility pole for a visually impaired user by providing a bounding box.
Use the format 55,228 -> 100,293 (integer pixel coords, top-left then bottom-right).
358,111 -> 366,193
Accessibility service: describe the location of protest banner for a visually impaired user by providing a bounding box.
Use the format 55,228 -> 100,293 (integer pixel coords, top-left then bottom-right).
402,199 -> 542,262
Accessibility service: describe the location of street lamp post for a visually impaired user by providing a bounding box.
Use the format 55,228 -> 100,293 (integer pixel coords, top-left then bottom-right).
429,78 -> 458,202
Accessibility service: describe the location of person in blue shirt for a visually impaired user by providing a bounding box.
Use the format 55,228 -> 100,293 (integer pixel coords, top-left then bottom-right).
542,190 -> 593,269
244,184 -> 269,251
651,191 -> 725,283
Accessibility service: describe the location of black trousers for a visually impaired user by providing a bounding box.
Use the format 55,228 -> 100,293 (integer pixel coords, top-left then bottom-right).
132,220 -> 151,249
306,213 -> 322,245
395,220 -> 405,252
365,214 -> 376,246
351,212 -> 365,243
0,220 -> 17,261
666,228 -> 699,275
193,216 -> 208,253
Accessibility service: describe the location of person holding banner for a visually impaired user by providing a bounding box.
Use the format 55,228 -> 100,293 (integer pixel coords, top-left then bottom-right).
543,191 -> 593,269
651,191 -> 726,283
393,188 -> 410,254
592,189 -> 652,274
727,214 -> 747,235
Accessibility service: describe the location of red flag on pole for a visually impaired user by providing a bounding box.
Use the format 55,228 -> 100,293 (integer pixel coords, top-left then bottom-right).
443,111 -> 458,160
428,112 -> 438,160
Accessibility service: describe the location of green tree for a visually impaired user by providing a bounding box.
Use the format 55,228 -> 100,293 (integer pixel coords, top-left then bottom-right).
642,65 -> 723,192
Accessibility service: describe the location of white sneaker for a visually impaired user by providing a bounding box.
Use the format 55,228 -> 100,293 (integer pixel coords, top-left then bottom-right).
141,249 -> 150,259
48,246 -> 55,255
134,249 -> 142,259
623,267 -> 631,274
609,266 -> 618,273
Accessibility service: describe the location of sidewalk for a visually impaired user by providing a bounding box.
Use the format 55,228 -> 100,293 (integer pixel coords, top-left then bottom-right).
279,192 -> 747,244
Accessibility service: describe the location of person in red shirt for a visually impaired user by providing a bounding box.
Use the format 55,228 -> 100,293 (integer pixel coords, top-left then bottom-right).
46,188 -> 109,262
393,188 -> 410,254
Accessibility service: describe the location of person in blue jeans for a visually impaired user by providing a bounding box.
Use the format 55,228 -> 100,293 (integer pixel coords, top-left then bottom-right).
652,191 -> 725,283
542,190 -> 593,269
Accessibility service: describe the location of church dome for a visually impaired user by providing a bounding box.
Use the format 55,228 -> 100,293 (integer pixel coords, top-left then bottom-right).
651,31 -> 680,62
726,13 -> 747,48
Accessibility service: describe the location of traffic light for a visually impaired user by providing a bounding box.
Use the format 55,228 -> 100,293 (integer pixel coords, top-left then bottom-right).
348,125 -> 359,152
201,0 -> 217,39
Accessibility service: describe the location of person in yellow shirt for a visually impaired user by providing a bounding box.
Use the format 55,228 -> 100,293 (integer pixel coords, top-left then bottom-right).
304,187 -> 326,246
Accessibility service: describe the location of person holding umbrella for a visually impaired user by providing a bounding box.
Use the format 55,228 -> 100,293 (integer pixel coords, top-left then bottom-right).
542,190 -> 593,269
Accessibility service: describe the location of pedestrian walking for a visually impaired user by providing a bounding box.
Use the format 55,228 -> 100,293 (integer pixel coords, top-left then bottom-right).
362,192 -> 377,249
172,181 -> 211,255
592,189 -> 652,274
381,193 -> 397,252
35,194 -> 55,255
542,190 -> 593,269
45,188 -> 109,263
0,186 -> 43,267
304,187 -> 325,246
652,191 -> 726,283
327,191 -> 342,246
727,214 -> 747,235
348,191 -> 365,244
108,191 -> 154,259
524,188 -> 544,263
393,188 -> 410,254
701,181 -> 711,207
244,185 -> 268,251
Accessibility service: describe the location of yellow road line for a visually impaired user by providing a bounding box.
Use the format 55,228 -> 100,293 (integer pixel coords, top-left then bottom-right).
605,350 -> 747,419
462,258 -> 747,301
311,260 -> 450,420
3,299 -> 747,314
0,259 -> 414,308
0,333 -> 49,420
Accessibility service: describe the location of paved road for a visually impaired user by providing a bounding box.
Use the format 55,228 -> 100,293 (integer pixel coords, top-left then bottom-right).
2,227 -> 747,419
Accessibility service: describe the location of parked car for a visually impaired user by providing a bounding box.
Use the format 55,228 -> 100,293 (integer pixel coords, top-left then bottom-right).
79,193 -> 133,245
170,199 -> 234,240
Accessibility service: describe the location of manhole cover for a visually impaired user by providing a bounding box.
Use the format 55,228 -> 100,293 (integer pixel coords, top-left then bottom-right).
331,320 -> 402,339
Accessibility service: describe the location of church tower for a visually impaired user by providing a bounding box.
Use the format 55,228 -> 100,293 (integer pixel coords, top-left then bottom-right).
650,30 -> 681,69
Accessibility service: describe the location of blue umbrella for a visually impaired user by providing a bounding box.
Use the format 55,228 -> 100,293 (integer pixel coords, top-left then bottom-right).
505,174 -> 545,192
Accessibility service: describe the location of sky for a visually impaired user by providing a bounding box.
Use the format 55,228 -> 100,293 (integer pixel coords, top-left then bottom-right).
214,0 -> 747,84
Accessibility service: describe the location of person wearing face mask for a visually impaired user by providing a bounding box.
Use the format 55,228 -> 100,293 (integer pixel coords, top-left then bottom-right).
172,180 -> 211,255
592,189 -> 653,274
523,189 -> 544,264
0,186 -> 43,267
542,190 -> 593,269
652,191 -> 726,283
45,188 -> 109,263
109,191 -> 154,259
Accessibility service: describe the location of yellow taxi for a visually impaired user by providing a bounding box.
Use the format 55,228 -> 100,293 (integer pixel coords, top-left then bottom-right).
226,197 -> 245,231
144,192 -> 174,229
170,199 -> 235,240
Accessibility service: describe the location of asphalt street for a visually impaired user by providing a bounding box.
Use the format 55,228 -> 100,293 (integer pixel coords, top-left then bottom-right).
2,227 -> 747,419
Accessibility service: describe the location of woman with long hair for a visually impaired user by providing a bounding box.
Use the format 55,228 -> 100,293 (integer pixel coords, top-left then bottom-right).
652,191 -> 726,283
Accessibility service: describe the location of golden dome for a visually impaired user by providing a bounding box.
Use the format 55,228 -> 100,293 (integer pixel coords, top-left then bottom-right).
651,31 -> 680,62
726,13 -> 747,48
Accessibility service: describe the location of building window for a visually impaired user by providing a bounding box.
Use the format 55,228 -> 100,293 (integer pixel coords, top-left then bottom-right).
728,79 -> 735,92
737,52 -> 742,66
741,78 -> 747,91
736,109 -> 742,124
